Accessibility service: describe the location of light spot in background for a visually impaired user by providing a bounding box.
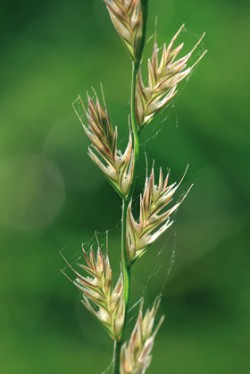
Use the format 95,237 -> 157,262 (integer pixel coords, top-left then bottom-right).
0,152 -> 65,231
42,119 -> 104,193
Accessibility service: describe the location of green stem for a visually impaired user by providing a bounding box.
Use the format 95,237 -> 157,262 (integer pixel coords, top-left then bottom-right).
121,60 -> 140,330
113,198 -> 131,374
113,340 -> 122,374
130,62 -> 140,168
121,199 -> 131,305
113,62 -> 140,374
113,3 -> 148,371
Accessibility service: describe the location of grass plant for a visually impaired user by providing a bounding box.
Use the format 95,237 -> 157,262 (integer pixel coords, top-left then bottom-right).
64,1 -> 206,372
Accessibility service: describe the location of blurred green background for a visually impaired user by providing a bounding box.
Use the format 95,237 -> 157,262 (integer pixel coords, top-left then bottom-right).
0,0 -> 249,373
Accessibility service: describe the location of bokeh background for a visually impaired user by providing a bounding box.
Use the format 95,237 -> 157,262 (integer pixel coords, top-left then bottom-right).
0,0 -> 249,373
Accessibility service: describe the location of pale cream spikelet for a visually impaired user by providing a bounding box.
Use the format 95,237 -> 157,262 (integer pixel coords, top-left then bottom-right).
63,243 -> 125,341
73,92 -> 134,198
127,168 -> 189,262
136,24 -> 207,127
104,0 -> 143,61
120,297 -> 164,374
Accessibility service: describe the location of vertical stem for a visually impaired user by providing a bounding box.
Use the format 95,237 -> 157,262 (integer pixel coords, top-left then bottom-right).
113,62 -> 140,374
121,60 -> 140,331
113,341 -> 121,374
121,199 -> 130,306
113,198 -> 130,374
131,62 -> 140,167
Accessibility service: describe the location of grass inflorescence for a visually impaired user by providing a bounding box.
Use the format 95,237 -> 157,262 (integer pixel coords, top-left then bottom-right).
64,1 -> 206,373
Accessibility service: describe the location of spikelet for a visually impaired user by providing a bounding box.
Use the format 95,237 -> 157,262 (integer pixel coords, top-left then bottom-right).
136,25 -> 207,127
104,0 -> 143,61
63,243 -> 125,341
120,297 -> 164,374
73,92 -> 134,198
127,168 -> 188,262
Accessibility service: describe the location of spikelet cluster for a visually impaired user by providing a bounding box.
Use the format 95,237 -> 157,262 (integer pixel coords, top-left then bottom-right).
120,297 -> 164,374
71,244 -> 125,341
73,93 -> 134,198
104,0 -> 143,61
136,25 -> 206,127
127,168 -> 185,262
